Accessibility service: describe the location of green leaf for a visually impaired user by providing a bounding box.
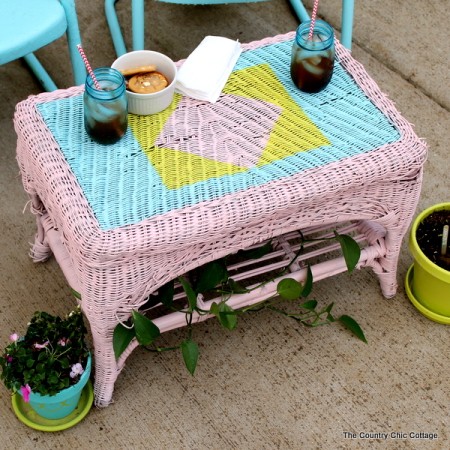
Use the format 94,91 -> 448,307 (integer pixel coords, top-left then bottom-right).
277,278 -> 303,300
324,303 -> 336,322
338,315 -> 367,343
141,280 -> 176,310
60,357 -> 70,369
48,373 -> 59,384
210,302 -> 238,330
218,303 -> 238,330
302,266 -> 313,297
301,299 -> 318,311
159,280 -> 175,308
179,276 -> 197,312
334,232 -> 361,273
181,339 -> 199,375
132,311 -> 160,346
236,241 -> 273,260
210,302 -> 220,316
71,288 -> 81,300
113,323 -> 136,359
227,278 -> 249,294
35,372 -> 45,381
194,260 -> 228,294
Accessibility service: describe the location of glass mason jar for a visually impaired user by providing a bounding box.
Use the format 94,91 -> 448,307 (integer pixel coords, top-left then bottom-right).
290,20 -> 335,93
83,67 -> 128,145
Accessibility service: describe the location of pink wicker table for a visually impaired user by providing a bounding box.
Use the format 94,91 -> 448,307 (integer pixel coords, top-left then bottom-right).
14,32 -> 427,407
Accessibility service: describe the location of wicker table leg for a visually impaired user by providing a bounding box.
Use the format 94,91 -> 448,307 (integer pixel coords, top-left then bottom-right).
365,171 -> 424,298
28,194 -> 53,263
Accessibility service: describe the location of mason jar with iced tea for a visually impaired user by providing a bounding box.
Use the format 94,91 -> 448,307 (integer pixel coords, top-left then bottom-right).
290,20 -> 335,94
83,67 -> 128,145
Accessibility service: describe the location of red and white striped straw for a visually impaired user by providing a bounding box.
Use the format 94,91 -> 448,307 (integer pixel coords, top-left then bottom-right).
77,44 -> 101,90
308,0 -> 320,41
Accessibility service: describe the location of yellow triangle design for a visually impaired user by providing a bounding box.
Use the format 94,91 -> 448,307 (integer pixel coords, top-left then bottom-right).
128,94 -> 182,144
146,147 -> 247,190
223,64 -> 330,166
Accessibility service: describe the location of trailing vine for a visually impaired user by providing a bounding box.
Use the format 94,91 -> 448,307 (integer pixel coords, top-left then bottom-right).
113,231 -> 366,374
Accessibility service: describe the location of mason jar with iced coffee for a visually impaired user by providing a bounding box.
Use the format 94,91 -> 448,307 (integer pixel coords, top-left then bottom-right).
290,20 -> 335,93
84,67 -> 128,145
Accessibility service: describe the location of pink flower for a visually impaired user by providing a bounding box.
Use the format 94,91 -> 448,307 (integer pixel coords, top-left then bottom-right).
70,363 -> 84,378
6,355 -> 13,363
9,333 -> 19,342
33,340 -> 49,349
58,337 -> 68,346
20,384 -> 32,403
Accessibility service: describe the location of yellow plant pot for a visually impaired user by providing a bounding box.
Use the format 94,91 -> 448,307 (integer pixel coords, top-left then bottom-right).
405,203 -> 450,324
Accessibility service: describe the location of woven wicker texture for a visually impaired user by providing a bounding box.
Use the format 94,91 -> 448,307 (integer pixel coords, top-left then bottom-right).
36,35 -> 399,230
15,32 -> 427,407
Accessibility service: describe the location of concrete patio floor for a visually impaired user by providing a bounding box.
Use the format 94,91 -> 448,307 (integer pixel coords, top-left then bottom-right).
0,0 -> 448,448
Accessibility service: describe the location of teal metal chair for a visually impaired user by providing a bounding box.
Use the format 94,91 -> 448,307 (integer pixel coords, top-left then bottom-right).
289,0 -> 354,50
105,0 -> 354,57
0,0 -> 86,91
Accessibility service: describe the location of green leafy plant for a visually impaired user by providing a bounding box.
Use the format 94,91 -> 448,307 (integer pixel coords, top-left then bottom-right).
0,306 -> 89,401
114,231 -> 366,375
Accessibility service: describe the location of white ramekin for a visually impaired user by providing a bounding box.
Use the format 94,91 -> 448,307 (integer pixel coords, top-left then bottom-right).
112,50 -> 177,115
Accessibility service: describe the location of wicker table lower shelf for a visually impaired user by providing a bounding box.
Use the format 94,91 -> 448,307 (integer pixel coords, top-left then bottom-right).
40,212 -> 386,339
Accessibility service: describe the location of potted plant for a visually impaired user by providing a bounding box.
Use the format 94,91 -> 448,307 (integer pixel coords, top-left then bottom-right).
0,306 -> 92,425
405,202 -> 450,324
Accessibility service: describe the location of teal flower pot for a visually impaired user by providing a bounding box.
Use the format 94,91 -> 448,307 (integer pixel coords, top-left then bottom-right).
21,354 -> 91,420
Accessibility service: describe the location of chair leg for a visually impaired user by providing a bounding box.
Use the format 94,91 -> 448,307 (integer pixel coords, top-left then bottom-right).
21,0 -> 86,90
287,0 -> 310,23
341,0 -> 354,50
105,0 -> 128,57
288,0 -> 353,51
132,0 -> 145,51
60,0 -> 87,86
23,53 -> 58,92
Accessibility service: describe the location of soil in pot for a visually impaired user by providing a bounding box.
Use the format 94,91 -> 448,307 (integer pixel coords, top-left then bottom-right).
415,210 -> 450,271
